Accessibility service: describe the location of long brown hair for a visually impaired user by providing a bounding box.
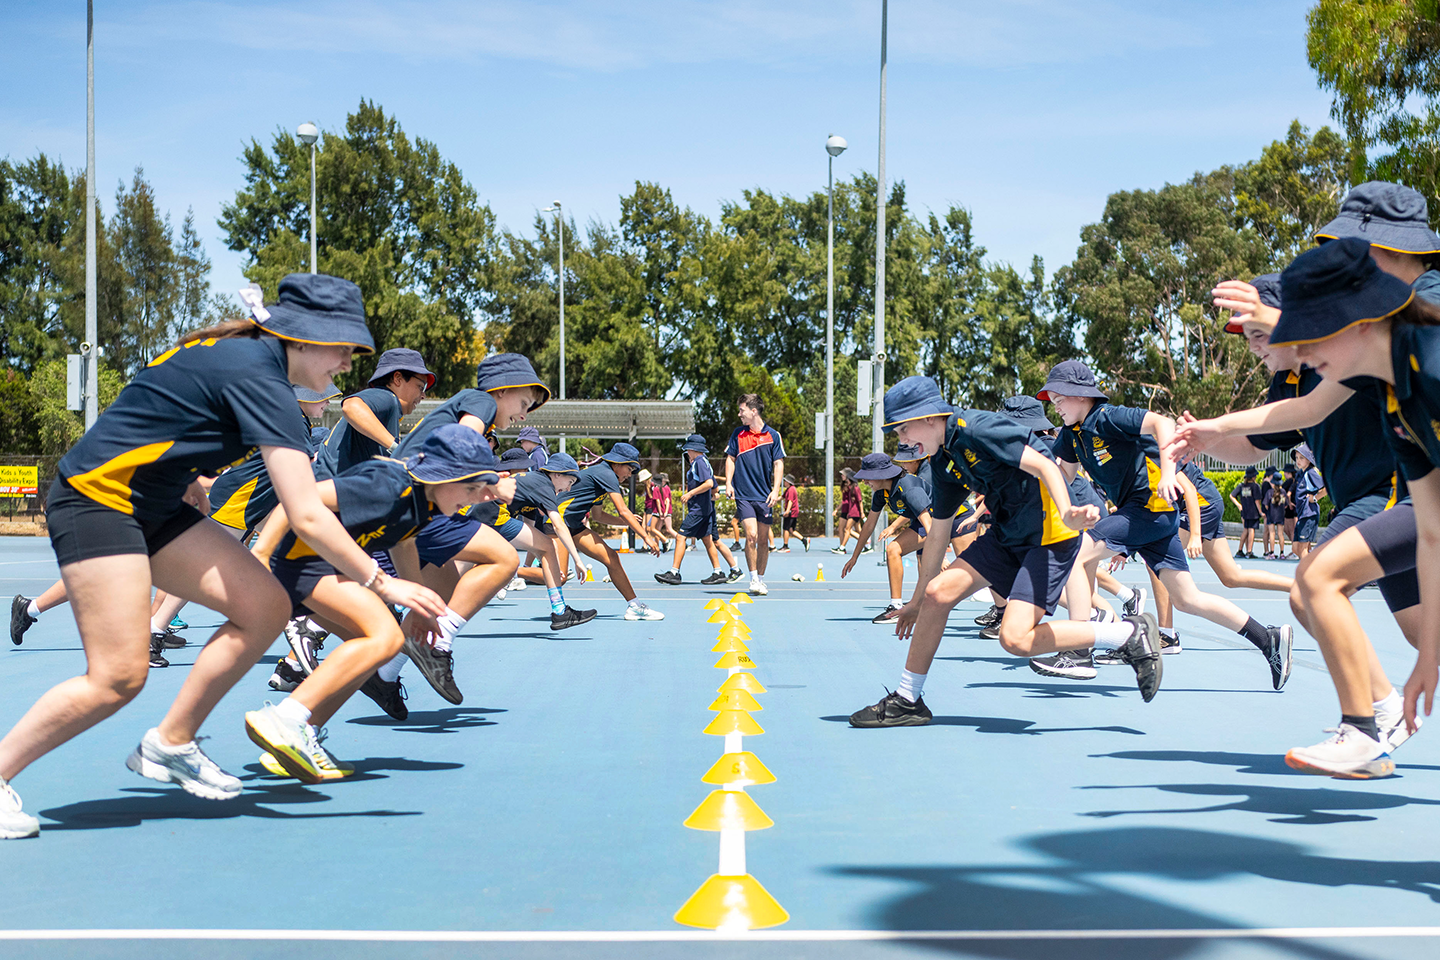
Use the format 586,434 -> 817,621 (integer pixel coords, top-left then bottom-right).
1394,296 -> 1440,328
175,318 -> 264,347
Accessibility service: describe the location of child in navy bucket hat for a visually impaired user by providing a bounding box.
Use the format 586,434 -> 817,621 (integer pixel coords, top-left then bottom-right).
1315,181 -> 1440,306
321,346 -> 435,475
841,452 -> 936,623
656,435 -> 743,586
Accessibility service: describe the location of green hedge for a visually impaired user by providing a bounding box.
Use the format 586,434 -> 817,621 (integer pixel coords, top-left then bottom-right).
1208,469 -> 1332,524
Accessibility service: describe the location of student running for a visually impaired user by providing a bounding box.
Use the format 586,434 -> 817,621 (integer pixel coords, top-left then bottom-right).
840,452 -> 933,624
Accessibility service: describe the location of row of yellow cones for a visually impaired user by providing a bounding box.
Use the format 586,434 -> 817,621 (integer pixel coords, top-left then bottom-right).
673,594 -> 789,930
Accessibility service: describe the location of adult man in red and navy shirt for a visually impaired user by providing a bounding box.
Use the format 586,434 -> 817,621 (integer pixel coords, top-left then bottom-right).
724,393 -> 785,596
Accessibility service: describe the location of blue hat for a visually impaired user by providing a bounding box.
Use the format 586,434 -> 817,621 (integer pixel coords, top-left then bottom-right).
1000,395 -> 1056,431
476,353 -> 551,410
681,433 -> 709,453
516,426 -> 543,444
1244,465 -> 1258,477
1269,470 -> 1283,482
1038,360 -> 1107,401
1297,443 -> 1316,464
404,423 -> 500,484
601,441 -> 641,465
499,447 -> 535,471
368,348 -> 435,389
293,383 -> 340,403
1315,181 -> 1440,254
882,376 -> 954,433
892,442 -> 926,463
1224,273 -> 1282,334
540,451 -> 580,476
853,452 -> 903,481
1270,238 -> 1415,346
247,274 -> 375,354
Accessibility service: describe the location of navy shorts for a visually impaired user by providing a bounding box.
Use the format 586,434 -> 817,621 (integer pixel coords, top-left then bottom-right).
1293,515 -> 1319,543
496,516 -> 525,541
271,554 -> 335,618
1090,503 -> 1189,574
960,533 -> 1081,615
416,513 -> 483,567
1351,501 -> 1420,612
47,478 -> 204,567
951,514 -> 980,539
681,509 -> 718,539
1243,517 -> 1261,530
1178,502 -> 1224,541
736,499 -> 773,525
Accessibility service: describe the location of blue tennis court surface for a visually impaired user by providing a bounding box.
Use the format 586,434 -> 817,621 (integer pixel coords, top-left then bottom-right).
2,534 -> 1439,959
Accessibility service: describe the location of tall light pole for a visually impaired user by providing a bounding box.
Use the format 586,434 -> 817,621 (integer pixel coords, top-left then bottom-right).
543,202 -> 565,452
297,122 -> 319,273
873,0 -> 888,457
84,0 -> 97,430
825,134 -> 847,541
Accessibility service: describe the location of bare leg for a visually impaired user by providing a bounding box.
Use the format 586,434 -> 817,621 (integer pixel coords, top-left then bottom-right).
574,528 -> 637,602
1204,537 -> 1293,591
294,579 -> 405,728
1293,529 -> 1394,716
31,578 -> 70,615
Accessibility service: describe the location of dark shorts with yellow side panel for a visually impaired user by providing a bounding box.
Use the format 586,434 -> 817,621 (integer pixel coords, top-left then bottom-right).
47,478 -> 205,567
959,531 -> 1080,615
270,553 -> 337,618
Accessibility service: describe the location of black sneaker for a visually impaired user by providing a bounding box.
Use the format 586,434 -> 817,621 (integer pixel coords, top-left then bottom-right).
726,568 -> 743,583
160,627 -> 187,649
1029,649 -> 1097,680
148,632 -> 170,669
700,571 -> 728,585
872,604 -> 903,624
11,595 -> 36,646
1122,586 -> 1148,618
1160,631 -> 1182,655
268,658 -> 306,692
403,636 -> 463,704
729,542 -> 742,551
654,570 -> 683,586
1264,624 -> 1293,691
359,673 -> 409,720
1117,613 -> 1162,702
801,536 -> 810,552
979,624 -> 1000,640
551,605 -> 598,631
974,604 -> 1002,628
848,690 -> 933,728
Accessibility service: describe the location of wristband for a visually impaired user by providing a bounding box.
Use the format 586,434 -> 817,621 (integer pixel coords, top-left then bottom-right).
362,561 -> 383,590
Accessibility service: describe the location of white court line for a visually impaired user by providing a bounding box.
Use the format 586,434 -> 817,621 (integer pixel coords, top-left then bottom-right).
2,928 -> 1439,942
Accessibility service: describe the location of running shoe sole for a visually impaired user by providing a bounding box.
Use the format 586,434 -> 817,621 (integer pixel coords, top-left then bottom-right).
124,748 -> 240,800
259,751 -> 352,778
1284,750 -> 1395,779
872,609 -> 902,624
1269,625 -> 1294,691
1028,656 -> 1098,681
243,711 -> 326,785
1122,613 -> 1162,702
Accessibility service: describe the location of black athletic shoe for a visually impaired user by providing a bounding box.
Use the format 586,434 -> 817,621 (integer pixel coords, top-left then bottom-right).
801,536 -> 810,552
359,673 -> 409,720
729,541 -> 742,551
11,595 -> 36,646
1264,624 -> 1293,691
148,632 -> 170,669
1122,587 -> 1148,619
160,627 -> 187,649
654,570 -> 683,586
979,624 -> 1000,640
700,571 -> 728,585
403,636 -> 462,705
871,604 -> 903,624
849,690 -> 933,728
1160,631 -> 1183,655
726,568 -> 743,583
1117,613 -> 1162,702
974,604 -> 1002,628
551,605 -> 598,630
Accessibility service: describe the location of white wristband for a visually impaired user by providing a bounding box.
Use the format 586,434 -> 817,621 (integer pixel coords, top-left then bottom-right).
362,561 -> 383,590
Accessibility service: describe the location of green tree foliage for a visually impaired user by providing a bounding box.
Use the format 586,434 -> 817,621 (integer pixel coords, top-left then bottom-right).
25,358 -> 125,455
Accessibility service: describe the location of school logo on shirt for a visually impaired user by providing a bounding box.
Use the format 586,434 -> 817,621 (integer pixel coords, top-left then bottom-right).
1091,436 -> 1112,465
356,526 -> 388,547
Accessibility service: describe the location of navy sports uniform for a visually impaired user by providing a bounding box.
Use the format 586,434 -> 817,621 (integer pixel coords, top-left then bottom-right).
1293,465 -> 1324,543
1176,462 -> 1224,541
508,470 -> 561,536
725,425 -> 784,524
680,454 -> 719,539
396,389 -> 498,456
560,460 -> 624,533
1235,479 -> 1263,529
50,336 -> 310,566
319,387 -> 402,475
210,407 -> 325,533
872,472 -> 932,536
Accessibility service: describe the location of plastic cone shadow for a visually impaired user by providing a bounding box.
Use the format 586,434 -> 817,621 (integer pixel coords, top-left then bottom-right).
704,709 -> 764,736
674,874 -> 789,930
702,751 -> 776,786
711,635 -> 749,654
718,673 -> 767,695
713,651 -> 756,671
708,689 -> 762,712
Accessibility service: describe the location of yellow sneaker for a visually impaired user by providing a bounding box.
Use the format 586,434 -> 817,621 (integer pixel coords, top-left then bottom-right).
259,748 -> 352,779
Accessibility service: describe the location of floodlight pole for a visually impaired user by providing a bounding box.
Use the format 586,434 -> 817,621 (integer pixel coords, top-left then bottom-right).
825,135 -> 848,540
297,122 -> 319,273
871,0 -> 888,548
544,201 -> 565,454
84,1 -> 98,430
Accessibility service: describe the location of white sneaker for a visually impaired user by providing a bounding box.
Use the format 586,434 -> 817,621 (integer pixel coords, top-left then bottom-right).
244,702 -> 327,784
1378,708 -> 1422,753
508,577 -> 527,591
749,578 -> 769,596
0,776 -> 39,839
495,588 -> 507,601
125,727 -> 241,800
623,602 -> 665,621
1285,723 -> 1395,779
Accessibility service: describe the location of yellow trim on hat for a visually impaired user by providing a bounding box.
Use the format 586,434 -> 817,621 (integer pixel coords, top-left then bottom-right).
248,320 -> 376,355
881,410 -> 951,430
1267,291 -> 1414,347
484,380 -> 551,410
1314,232 -> 1440,256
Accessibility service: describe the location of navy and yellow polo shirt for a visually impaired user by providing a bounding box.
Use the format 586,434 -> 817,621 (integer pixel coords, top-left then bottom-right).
559,460 -> 623,531
1250,365 -> 1393,511
58,336 -> 309,523
395,389 -> 498,457
209,409 -> 319,531
725,425 -> 785,501
1344,323 -> 1440,484
1055,403 -> 1173,514
871,473 -> 932,527
929,410 -> 1077,548
320,387 -> 402,474
509,470 -> 561,533
1180,461 -> 1221,509
277,459 -> 442,561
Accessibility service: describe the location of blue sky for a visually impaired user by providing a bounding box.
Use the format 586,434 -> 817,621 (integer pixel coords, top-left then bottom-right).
2,1 -> 1334,297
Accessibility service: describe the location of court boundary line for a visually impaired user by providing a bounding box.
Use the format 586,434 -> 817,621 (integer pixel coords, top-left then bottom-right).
3,927 -> 1440,942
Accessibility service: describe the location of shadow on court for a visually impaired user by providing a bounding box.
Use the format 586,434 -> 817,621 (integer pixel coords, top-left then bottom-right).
832,826 -> 1440,958
1091,749 -> 1297,776
820,715 -> 1144,736
347,706 -> 505,734
966,681 -> 1272,699
1078,783 -> 1440,825
37,785 -> 421,831
239,756 -> 464,784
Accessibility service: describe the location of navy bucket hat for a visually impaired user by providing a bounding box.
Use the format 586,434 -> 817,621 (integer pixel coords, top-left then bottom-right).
1315,181 -> 1440,254
404,423 -> 500,484
892,442 -> 926,463
1244,465 -> 1258,478
1224,273 -> 1282,334
516,426 -> 543,444
853,452 -> 903,482
540,452 -> 580,476
882,376 -> 954,433
242,274 -> 375,354
681,433 -> 709,453
1270,237 -> 1415,347
368,348 -> 435,389
500,447 -> 535,471
1001,395 -> 1056,431
1038,360 -> 1107,401
476,353 -> 551,410
601,442 -> 641,466
293,383 -> 340,403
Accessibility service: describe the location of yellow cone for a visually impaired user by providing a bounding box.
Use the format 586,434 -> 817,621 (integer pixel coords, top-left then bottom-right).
683,789 -> 773,830
674,874 -> 789,930
704,709 -> 764,736
729,593 -> 754,606
718,620 -> 751,638
713,651 -> 756,670
708,689 -> 762,712
815,563 -> 825,582
702,751 -> 776,787
711,635 -> 749,654
583,567 -> 595,582
718,673 -> 767,695
703,599 -> 724,611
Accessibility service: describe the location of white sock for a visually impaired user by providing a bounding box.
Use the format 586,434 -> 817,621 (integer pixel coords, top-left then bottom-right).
897,668 -> 927,703
276,697 -> 311,726
628,598 -> 644,608
890,597 -> 903,607
1159,627 -> 1178,639
1093,622 -> 1137,651
27,600 -> 40,618
1112,585 -> 1136,604
377,653 -> 408,682
149,617 -> 168,635
434,608 -> 466,654
1375,690 -> 1403,716
713,567 -> 724,575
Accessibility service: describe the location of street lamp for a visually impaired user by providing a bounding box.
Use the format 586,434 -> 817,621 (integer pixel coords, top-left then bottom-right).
824,134 -> 847,540
871,0 -> 889,551
297,122 -> 319,273
542,201 -> 565,455
84,0 -> 97,430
